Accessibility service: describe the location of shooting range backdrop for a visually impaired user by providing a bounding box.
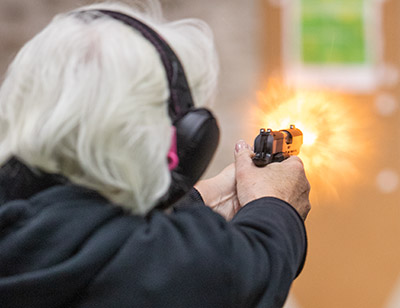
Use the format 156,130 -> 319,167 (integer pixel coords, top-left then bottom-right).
260,1 -> 400,307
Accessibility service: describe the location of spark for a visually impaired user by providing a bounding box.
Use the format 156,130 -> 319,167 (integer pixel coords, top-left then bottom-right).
251,79 -> 374,198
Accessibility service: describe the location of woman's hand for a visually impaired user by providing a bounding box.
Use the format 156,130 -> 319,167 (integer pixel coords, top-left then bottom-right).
234,140 -> 311,220
195,140 -> 311,221
194,164 -> 240,221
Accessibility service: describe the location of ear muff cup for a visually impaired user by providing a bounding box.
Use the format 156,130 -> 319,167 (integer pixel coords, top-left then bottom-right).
157,108 -> 219,208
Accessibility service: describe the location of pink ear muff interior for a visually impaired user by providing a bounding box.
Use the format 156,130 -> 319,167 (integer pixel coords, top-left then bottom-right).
168,126 -> 179,170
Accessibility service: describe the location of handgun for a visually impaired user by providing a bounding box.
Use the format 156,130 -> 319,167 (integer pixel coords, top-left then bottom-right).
252,125 -> 303,167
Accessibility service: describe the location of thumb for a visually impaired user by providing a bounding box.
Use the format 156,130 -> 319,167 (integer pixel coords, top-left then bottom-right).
234,140 -> 253,170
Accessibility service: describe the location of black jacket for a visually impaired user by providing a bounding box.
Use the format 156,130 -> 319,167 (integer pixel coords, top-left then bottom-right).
0,158 -> 307,308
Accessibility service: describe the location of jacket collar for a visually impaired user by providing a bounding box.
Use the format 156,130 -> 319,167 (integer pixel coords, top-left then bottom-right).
0,157 -> 68,204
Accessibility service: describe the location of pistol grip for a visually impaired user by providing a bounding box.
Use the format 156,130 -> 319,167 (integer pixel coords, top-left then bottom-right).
252,156 -> 271,167
252,152 -> 288,167
271,152 -> 288,163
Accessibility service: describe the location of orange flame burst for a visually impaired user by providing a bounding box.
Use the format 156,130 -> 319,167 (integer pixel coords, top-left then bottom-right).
251,79 -> 374,198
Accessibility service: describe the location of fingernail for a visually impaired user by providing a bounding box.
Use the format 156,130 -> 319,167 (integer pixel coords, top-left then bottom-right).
235,140 -> 247,153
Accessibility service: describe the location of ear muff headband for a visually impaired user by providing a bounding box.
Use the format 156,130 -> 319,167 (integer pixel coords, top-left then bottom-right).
96,10 -> 193,121
86,10 -> 220,208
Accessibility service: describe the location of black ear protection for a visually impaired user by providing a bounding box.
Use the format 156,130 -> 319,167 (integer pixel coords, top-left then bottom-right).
88,10 -> 220,208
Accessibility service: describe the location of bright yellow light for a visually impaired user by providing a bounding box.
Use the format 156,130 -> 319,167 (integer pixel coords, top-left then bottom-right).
251,79 -> 373,198
293,122 -> 317,146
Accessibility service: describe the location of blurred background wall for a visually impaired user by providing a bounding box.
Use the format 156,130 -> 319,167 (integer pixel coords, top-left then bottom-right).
260,1 -> 400,308
1,1 -> 399,307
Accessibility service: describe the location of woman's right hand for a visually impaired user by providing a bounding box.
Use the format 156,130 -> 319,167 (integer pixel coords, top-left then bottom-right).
234,140 -> 311,220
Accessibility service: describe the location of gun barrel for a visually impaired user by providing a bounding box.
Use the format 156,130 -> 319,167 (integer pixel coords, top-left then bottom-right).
280,126 -> 303,156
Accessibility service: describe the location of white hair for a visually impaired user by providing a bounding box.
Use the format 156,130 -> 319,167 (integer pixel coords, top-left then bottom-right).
0,1 -> 219,214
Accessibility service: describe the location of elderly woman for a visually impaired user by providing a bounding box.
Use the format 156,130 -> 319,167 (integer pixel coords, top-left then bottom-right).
0,2 -> 310,308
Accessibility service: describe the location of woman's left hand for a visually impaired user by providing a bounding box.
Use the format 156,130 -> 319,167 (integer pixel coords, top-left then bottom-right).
194,164 -> 240,221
